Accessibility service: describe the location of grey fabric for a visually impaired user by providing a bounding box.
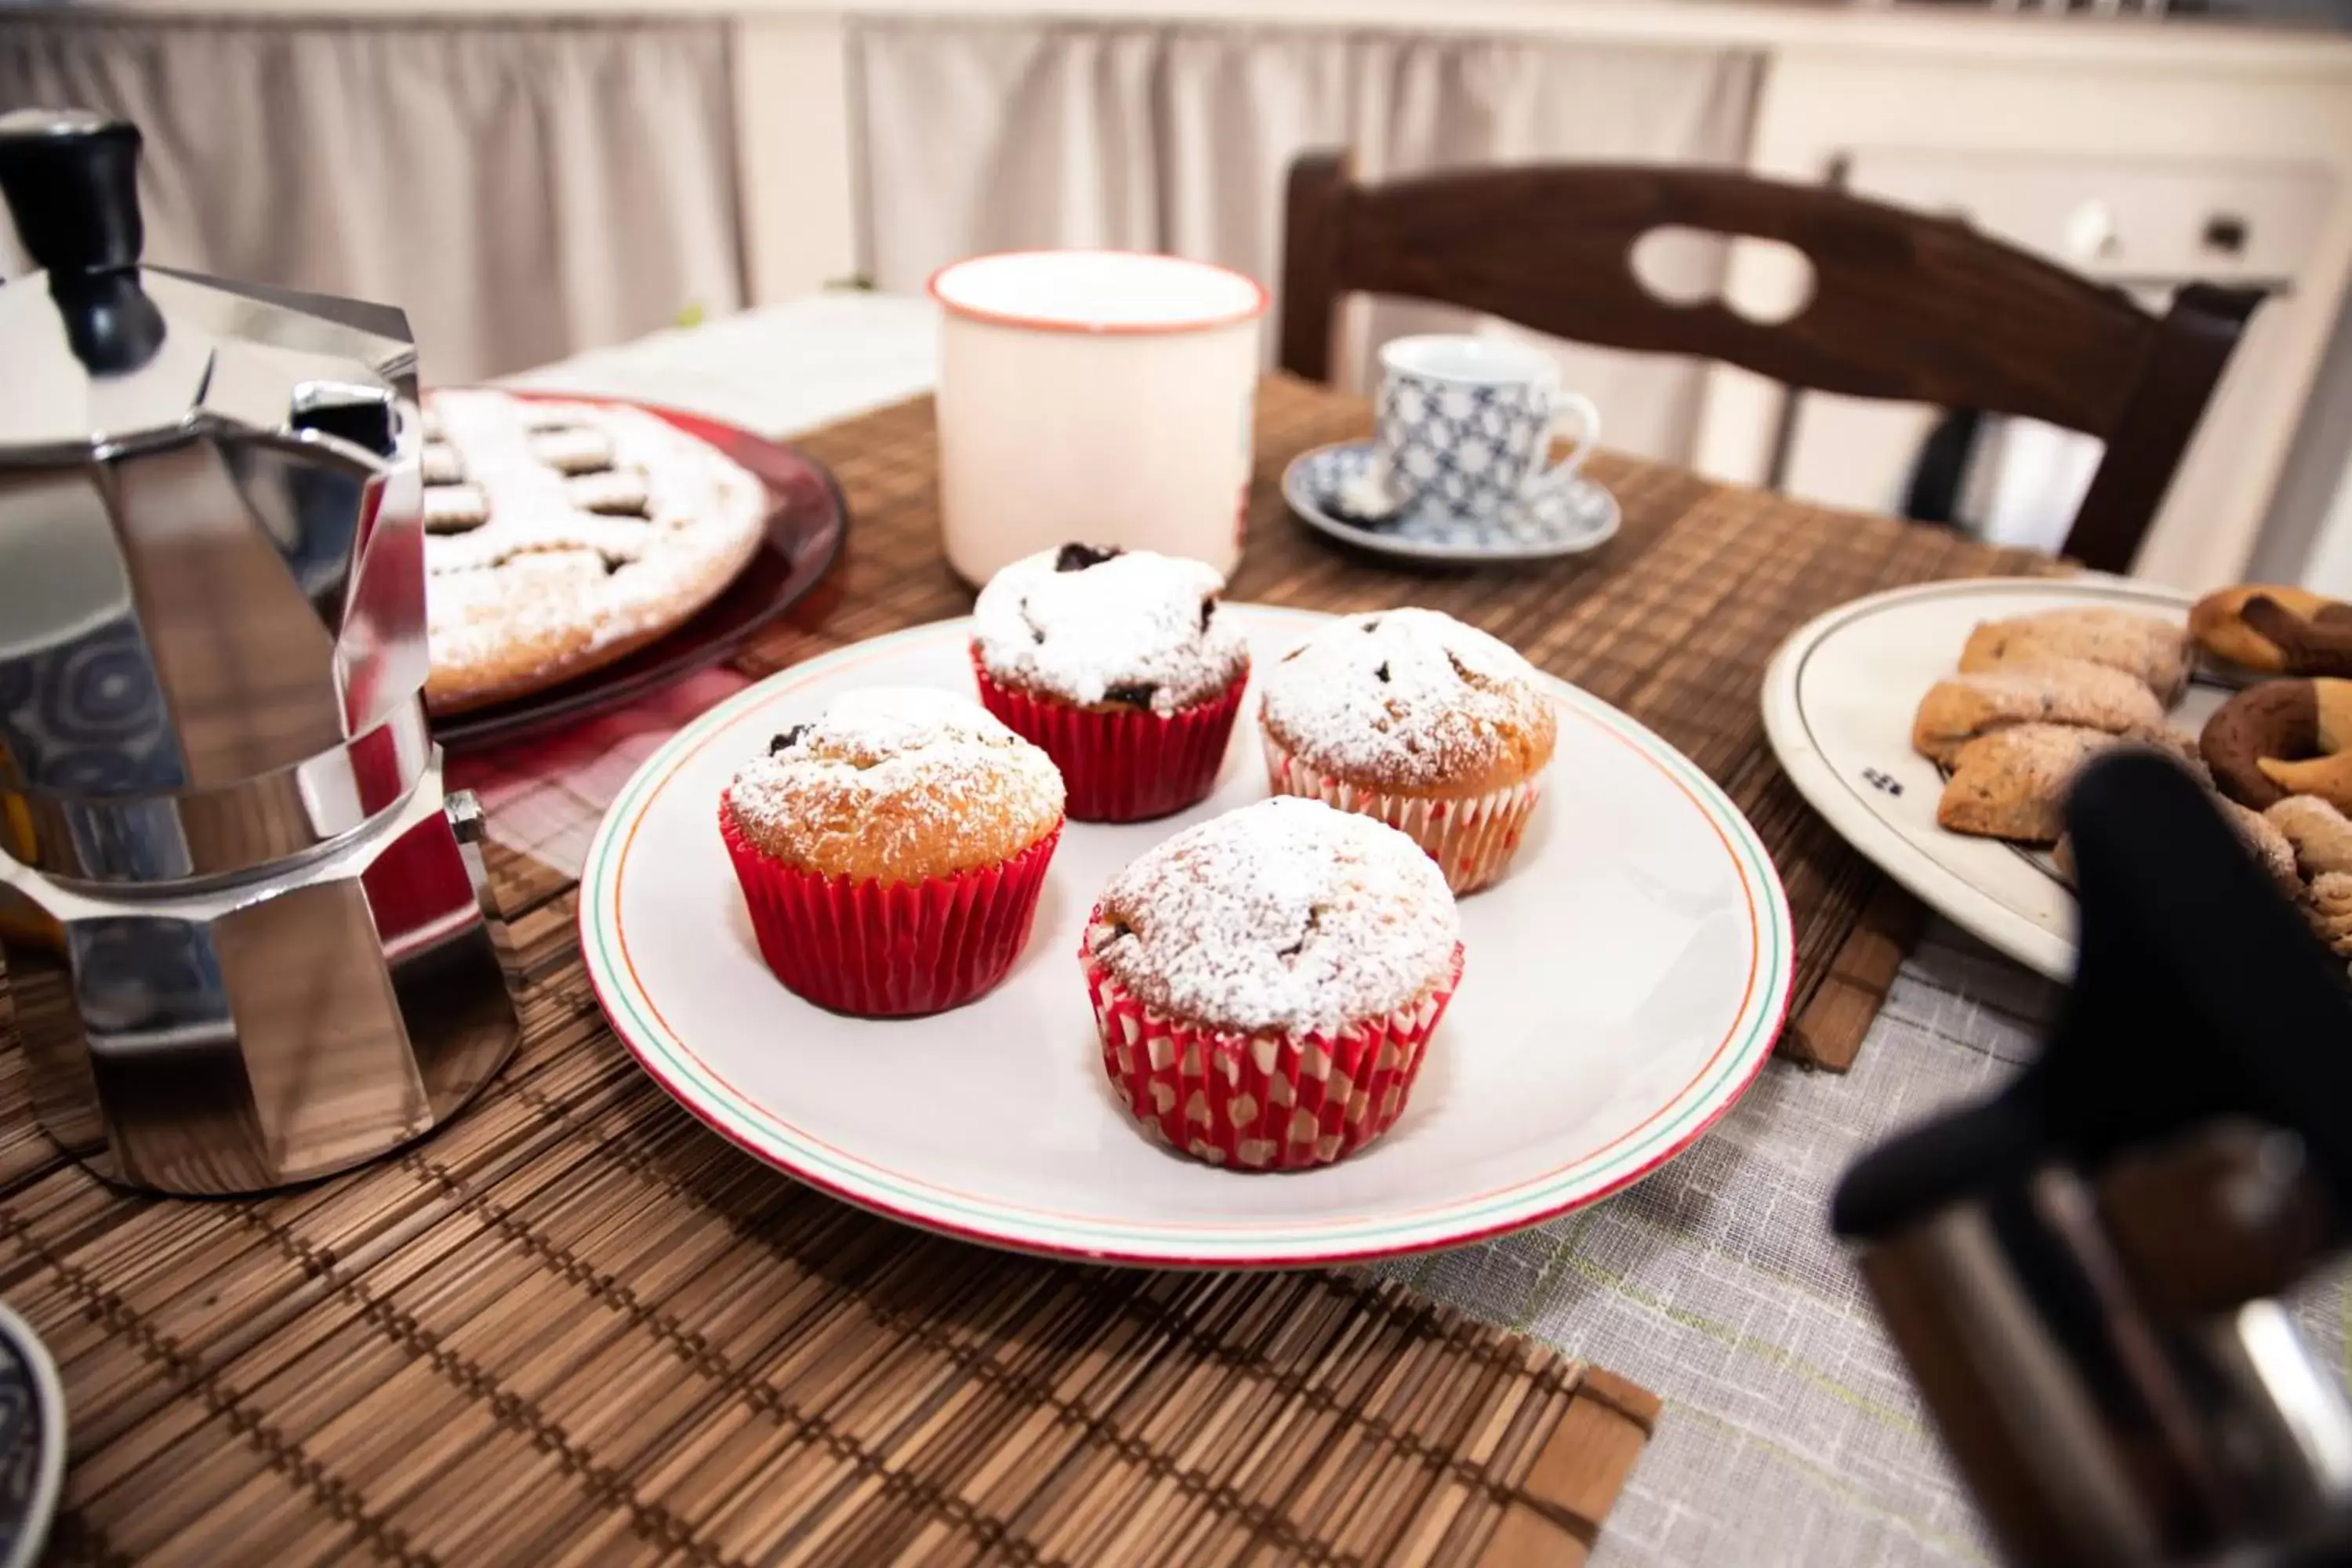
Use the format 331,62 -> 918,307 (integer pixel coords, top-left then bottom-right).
0,13 -> 743,382
1367,922 -> 2352,1566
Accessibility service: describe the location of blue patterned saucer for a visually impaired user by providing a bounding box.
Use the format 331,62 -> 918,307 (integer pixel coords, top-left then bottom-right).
1282,440 -> 1621,564
0,1307 -> 61,1568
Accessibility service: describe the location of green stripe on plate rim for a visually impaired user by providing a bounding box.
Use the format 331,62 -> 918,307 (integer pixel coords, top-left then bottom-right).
578,610 -> 1794,1253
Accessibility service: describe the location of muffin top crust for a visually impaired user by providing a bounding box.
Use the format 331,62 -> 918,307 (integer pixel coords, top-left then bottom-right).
1087,797 -> 1459,1036
726,686 -> 1063,882
1259,608 -> 1556,796
973,544 -> 1248,714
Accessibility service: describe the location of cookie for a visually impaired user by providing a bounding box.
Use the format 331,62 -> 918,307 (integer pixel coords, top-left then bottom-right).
1911,658 -> 2165,766
1937,724 -> 2126,843
2219,798 -> 2300,893
423,390 -> 768,713
2190,584 -> 2352,676
2307,872 -> 2352,956
2267,796 -> 2352,882
2200,678 -> 2352,814
1960,608 -> 2191,706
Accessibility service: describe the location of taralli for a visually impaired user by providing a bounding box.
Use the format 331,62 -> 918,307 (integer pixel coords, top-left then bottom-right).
2217,799 -> 2300,893
2267,796 -> 2352,881
2189,584 -> 2352,676
2306,872 -> 2352,957
2200,677 -> 2352,815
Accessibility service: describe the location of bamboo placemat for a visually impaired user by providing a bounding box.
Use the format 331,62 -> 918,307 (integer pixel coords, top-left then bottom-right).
755,376 -> 2054,1070
0,377 -> 1719,1568
0,894 -> 1655,1567
0,374 -> 2030,1566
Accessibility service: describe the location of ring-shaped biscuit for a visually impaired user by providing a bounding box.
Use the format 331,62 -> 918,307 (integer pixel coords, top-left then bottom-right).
2201,677 -> 2352,813
2190,585 -> 2352,677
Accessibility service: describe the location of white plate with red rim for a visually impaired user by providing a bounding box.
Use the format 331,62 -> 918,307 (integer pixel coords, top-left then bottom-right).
1761,575 -> 2212,983
580,604 -> 1795,1267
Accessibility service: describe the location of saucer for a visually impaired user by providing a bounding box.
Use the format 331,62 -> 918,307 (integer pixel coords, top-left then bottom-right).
1283,440 -> 1621,564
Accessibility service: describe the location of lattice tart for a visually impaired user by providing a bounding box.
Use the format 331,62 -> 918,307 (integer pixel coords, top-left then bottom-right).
421,389 -> 768,713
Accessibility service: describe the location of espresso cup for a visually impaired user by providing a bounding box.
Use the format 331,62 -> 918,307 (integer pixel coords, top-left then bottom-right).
1374,336 -> 1599,520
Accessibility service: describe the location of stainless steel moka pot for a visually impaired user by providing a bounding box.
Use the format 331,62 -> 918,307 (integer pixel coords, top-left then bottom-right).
0,110 -> 521,1195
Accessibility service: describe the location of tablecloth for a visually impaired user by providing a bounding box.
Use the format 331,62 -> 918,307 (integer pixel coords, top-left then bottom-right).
501,294 -> 2352,1568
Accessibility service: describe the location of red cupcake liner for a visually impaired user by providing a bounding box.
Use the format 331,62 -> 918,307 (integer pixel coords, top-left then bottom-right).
1080,926 -> 1465,1171
1261,734 -> 1542,895
720,795 -> 1060,1017
972,649 -> 1247,823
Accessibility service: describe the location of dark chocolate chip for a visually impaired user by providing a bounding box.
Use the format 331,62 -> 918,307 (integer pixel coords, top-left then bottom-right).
1102,683 -> 1157,709
769,724 -> 813,755
601,554 -> 626,575
1055,543 -> 1124,572
1362,619 -> 1381,633
1374,662 -> 1391,684
1200,598 -> 1216,632
1277,906 -> 1326,961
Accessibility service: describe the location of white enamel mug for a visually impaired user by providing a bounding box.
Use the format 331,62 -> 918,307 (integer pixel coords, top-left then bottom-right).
931,250 -> 1266,583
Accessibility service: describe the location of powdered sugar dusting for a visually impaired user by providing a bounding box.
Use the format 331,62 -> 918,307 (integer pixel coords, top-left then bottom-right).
972,549 -> 1248,713
1090,797 -> 1459,1035
1259,608 -> 1552,789
424,390 -> 766,688
728,687 -> 1064,880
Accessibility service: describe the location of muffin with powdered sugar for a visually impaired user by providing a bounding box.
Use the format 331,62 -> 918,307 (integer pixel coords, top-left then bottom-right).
1081,797 -> 1463,1171
721,686 -> 1064,1017
1258,608 -> 1556,894
971,543 -> 1250,822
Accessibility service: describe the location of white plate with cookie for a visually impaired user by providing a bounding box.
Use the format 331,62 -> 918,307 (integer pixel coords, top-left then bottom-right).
580,604 -> 1795,1267
1762,576 -> 2220,981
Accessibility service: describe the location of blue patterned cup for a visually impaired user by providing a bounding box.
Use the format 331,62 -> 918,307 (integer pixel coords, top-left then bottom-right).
1373,336 -> 1600,520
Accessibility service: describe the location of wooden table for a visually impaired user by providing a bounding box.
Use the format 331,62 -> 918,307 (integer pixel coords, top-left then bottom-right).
0,374 -> 2045,1567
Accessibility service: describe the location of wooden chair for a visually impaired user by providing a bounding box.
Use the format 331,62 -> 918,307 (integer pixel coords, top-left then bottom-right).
1279,151 -> 2263,573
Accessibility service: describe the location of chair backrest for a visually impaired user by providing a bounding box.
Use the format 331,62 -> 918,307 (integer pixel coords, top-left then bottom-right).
1279,151 -> 2262,572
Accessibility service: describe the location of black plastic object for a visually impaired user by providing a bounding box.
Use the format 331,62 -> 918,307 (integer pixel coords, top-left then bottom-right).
1835,752 -> 2352,1244
291,390 -> 397,459
0,108 -> 165,372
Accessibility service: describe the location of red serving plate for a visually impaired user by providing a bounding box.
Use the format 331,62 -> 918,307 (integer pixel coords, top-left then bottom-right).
428,394 -> 848,753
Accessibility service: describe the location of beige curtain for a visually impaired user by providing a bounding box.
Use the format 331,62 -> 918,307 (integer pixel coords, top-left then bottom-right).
856,22 -> 1761,463
0,14 -> 744,383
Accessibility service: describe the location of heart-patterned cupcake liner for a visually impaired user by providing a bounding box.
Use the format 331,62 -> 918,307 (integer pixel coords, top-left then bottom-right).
1082,924 -> 1464,1171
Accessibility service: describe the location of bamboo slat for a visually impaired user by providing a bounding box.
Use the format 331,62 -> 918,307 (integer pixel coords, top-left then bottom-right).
0,372 -> 2040,1565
